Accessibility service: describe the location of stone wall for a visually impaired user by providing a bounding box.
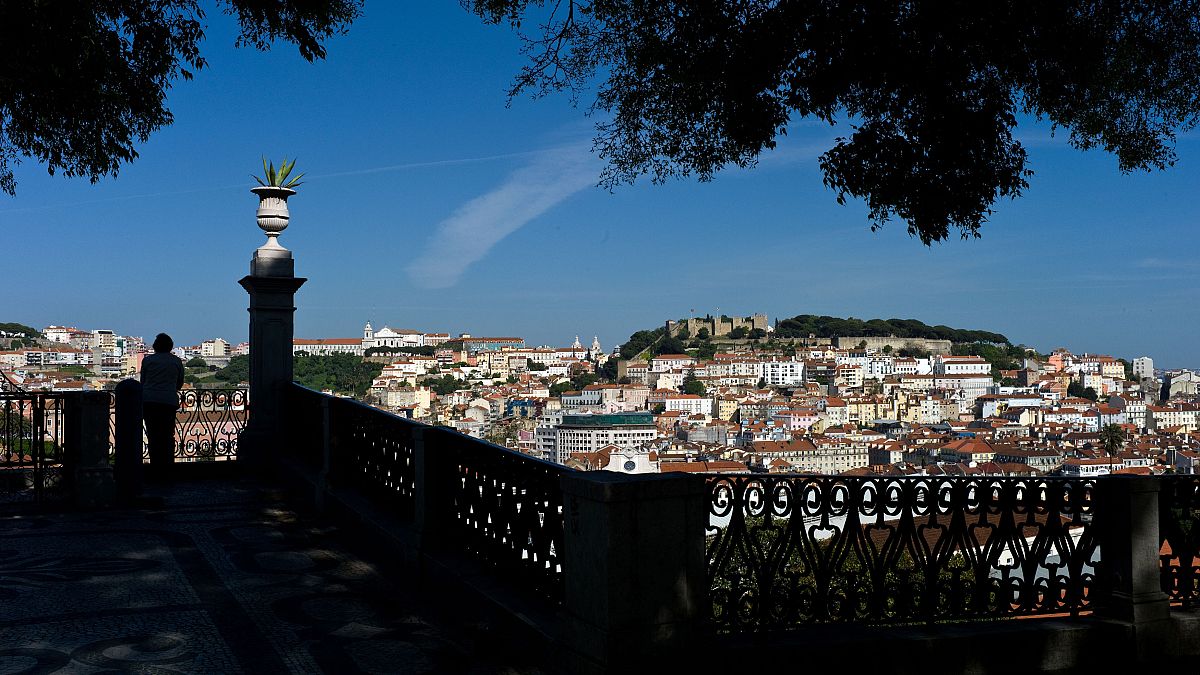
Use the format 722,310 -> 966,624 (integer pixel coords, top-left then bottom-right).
671,314 -> 768,338
834,336 -> 953,355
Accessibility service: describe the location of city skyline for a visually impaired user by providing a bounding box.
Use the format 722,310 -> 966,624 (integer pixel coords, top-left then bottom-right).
2,3 -> 1198,367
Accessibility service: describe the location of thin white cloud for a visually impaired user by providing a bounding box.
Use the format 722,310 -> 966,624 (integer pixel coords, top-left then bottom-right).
0,150 -> 547,215
1135,257 -> 1198,271
406,144 -> 597,289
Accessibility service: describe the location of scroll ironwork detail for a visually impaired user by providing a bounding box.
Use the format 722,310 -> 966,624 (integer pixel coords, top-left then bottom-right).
705,474 -> 1099,631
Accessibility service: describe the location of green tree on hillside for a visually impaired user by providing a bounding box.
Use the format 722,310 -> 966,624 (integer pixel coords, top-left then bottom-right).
654,335 -> 687,355
775,315 -> 1008,343
293,353 -> 383,397
682,371 -> 706,396
420,375 -> 463,396
214,355 -> 249,384
619,328 -> 666,359
1100,424 -> 1126,457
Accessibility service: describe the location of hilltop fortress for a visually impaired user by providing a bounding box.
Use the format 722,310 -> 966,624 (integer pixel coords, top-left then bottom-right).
667,314 -> 769,338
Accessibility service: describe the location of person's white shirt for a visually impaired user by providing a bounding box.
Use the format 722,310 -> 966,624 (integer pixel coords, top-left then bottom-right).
141,352 -> 184,406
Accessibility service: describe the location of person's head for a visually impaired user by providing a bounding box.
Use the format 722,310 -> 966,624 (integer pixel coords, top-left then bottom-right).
152,333 -> 174,353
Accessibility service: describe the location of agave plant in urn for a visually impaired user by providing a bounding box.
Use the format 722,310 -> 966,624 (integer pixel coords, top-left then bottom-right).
251,157 -> 304,251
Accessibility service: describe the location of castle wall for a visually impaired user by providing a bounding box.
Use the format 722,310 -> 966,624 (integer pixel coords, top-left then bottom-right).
834,336 -> 953,355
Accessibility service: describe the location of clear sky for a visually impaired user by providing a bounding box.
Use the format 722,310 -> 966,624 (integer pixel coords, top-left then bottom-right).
2,4 -> 1197,367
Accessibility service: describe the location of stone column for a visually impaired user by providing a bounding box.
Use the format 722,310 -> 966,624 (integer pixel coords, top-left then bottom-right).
113,379 -> 144,500
1097,474 -> 1171,660
64,391 -> 115,508
559,471 -> 708,673
238,186 -> 306,466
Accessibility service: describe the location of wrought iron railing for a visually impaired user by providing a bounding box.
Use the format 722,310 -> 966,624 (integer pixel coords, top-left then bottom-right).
285,383 -> 569,604
1159,474 -> 1200,608
175,388 -> 247,461
107,387 -> 248,462
0,392 -> 65,504
705,474 -> 1099,631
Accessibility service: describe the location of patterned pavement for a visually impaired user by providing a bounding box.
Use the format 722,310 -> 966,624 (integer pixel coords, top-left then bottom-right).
0,480 -> 546,674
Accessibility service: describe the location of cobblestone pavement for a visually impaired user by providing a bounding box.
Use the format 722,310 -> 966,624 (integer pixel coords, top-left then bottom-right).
0,480 -> 546,674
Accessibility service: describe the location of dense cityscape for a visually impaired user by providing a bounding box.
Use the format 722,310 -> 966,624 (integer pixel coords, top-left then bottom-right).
5,314 -> 1198,479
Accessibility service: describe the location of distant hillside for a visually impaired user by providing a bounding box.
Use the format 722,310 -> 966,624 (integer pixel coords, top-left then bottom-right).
774,315 -> 1008,344
0,322 -> 40,349
0,322 -> 39,339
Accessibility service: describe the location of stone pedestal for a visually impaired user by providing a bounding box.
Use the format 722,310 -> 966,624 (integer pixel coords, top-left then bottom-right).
238,260 -> 305,467
559,471 -> 707,673
65,391 -> 115,508
113,379 -> 144,499
1097,475 -> 1171,661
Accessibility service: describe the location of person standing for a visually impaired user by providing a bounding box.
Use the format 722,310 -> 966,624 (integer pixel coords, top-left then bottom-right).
141,333 -> 184,480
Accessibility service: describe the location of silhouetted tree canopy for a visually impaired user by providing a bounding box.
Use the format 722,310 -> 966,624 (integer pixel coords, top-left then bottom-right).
0,0 -> 361,195
468,0 -> 1200,243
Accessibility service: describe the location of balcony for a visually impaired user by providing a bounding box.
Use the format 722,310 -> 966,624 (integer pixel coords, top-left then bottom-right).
5,380 -> 1200,672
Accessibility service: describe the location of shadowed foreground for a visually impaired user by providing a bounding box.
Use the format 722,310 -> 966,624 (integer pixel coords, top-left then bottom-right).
0,480 -> 546,674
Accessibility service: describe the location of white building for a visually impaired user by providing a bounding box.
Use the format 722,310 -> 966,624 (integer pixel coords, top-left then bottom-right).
201,338 -> 229,358
293,338 -> 364,356
1133,357 -> 1154,381
363,322 -> 425,349
934,355 -> 991,376
536,412 -> 658,465
761,360 -> 806,386
650,354 -> 696,373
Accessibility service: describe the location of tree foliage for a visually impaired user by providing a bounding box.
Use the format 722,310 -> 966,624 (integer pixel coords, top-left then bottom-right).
1067,381 -> 1099,401
682,371 -> 706,396
293,353 -> 382,397
654,335 -> 687,355
951,342 -> 1032,381
364,345 -> 437,357
595,358 -> 618,381
214,355 -> 249,383
618,328 -> 665,359
0,323 -> 40,339
1100,423 -> 1126,456
420,375 -> 463,396
0,1 -> 361,196
775,315 -> 1008,344
468,0 -> 1200,242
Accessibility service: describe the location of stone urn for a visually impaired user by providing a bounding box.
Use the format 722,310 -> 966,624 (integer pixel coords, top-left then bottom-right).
251,185 -> 296,250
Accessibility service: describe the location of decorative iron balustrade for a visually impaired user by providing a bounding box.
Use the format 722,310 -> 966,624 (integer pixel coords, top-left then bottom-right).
0,392 -> 65,504
706,474 -> 1099,631
106,387 -> 248,462
1159,474 -> 1200,608
175,388 -> 247,461
434,427 -> 570,604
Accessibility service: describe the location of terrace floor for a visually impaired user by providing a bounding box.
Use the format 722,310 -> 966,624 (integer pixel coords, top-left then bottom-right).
0,478 -> 548,674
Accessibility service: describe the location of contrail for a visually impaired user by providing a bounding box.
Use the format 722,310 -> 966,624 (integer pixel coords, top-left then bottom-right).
406,143 -> 598,289
0,149 -> 546,215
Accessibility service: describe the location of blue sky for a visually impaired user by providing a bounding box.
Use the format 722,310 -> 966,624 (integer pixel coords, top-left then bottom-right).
2,3 -> 1197,367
